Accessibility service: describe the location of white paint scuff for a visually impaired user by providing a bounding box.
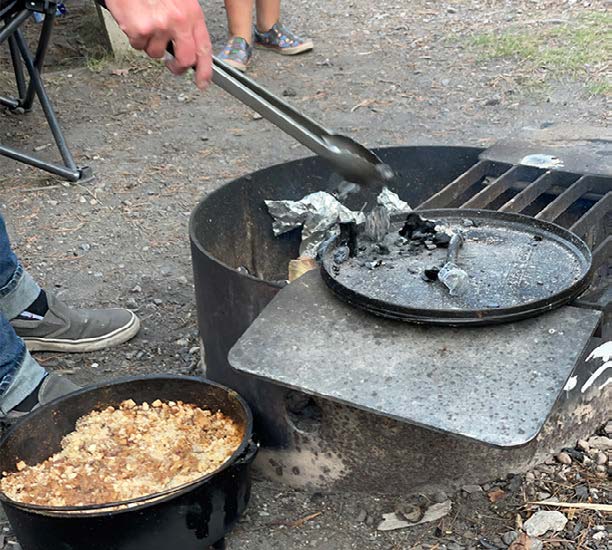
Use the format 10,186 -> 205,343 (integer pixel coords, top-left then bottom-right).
582,341 -> 612,393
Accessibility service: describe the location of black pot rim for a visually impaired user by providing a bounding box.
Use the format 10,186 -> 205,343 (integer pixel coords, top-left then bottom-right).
0,375 -> 254,517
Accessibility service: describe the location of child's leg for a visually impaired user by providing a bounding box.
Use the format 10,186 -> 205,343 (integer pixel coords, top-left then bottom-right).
225,0 -> 255,42
255,0 -> 280,33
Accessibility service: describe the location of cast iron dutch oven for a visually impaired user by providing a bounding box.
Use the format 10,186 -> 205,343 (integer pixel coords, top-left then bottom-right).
0,375 -> 257,550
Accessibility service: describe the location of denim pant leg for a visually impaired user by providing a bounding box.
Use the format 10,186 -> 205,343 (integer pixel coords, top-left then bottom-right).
0,213 -> 46,415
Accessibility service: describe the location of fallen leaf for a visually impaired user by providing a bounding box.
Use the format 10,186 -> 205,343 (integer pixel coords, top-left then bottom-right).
487,488 -> 506,503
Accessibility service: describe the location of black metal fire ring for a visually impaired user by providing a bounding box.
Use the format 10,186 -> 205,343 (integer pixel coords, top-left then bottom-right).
321,209 -> 594,326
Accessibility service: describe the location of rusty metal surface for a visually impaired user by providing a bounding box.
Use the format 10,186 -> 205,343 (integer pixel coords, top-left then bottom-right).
479,124 -> 612,177
229,270 -> 602,447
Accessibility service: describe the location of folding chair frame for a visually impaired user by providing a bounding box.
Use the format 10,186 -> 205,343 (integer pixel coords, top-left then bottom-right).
0,0 -> 91,181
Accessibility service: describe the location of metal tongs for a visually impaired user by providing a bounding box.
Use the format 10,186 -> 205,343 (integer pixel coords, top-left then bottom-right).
168,49 -> 390,186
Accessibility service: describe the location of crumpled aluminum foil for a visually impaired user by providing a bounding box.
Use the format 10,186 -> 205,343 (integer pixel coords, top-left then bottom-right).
265,188 -> 411,258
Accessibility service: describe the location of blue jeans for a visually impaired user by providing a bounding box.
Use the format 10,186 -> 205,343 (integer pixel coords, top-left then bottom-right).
0,213 -> 46,415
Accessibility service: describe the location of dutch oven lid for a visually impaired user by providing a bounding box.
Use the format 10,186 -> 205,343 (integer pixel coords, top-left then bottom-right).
320,209 -> 593,326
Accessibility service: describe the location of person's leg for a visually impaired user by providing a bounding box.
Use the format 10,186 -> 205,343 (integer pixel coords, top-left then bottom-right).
255,0 -> 280,33
0,214 -> 47,414
253,1 -> 313,56
218,0 -> 255,71
225,0 -> 255,42
0,313 -> 47,416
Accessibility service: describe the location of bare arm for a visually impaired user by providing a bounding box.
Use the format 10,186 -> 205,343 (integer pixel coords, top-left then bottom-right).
103,0 -> 212,90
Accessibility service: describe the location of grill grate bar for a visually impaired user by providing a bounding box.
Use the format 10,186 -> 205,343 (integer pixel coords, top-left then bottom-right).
460,165 -> 541,209
590,234 -> 612,271
570,191 -> 612,244
535,175 -> 596,222
500,171 -> 559,213
418,160 -> 504,210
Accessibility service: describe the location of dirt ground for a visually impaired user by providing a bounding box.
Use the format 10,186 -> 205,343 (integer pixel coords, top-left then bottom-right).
0,0 -> 610,548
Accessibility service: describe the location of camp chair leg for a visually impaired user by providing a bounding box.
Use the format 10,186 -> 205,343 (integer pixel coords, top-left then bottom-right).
0,9 -> 91,182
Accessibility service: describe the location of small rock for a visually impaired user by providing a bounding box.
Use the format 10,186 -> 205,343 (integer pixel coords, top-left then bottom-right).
131,285 -> 142,293
592,531 -> 607,541
175,338 -> 189,347
79,243 -> 91,252
461,484 -> 483,494
126,297 -> 138,309
530,539 -> 543,550
596,452 -> 607,465
483,96 -> 501,107
432,490 -> 448,503
536,492 -> 551,501
523,511 -> 568,537
177,276 -> 189,285
525,472 -> 536,482
502,531 -> 518,545
355,509 -> 368,523
574,485 -> 589,499
282,88 -> 297,97
94,272 -> 103,278
576,439 -> 589,452
189,346 -> 199,355
604,421 -> 612,436
595,464 -> 607,473
153,298 -> 163,306
556,451 -> 572,465
447,6 -> 457,13
588,436 -> 612,451
252,113 -> 263,120
160,266 -> 172,277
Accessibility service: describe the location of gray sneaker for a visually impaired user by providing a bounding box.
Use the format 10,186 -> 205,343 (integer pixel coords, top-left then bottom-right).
11,294 -> 140,353
2,374 -> 80,425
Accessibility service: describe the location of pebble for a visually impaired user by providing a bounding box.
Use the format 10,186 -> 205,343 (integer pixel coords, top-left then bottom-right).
126,298 -> 138,309
432,490 -> 448,503
175,338 -> 189,347
189,346 -> 199,355
153,298 -> 163,306
523,511 -> 568,537
556,451 -> 572,465
131,285 -> 142,293
596,452 -> 607,465
501,531 -> 518,545
462,484 -> 483,494
79,243 -> 91,252
525,472 -> 536,482
282,88 -> 297,97
595,464 -> 607,473
588,436 -> 612,451
447,6 -> 457,13
483,96 -> 501,107
604,422 -> 612,436
355,509 -> 367,523
177,276 -> 189,285
530,539 -> 543,550
592,531 -> 607,541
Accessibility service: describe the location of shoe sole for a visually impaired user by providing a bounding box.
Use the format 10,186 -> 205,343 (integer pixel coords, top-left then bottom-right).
255,41 -> 314,56
22,312 -> 141,353
222,58 -> 249,72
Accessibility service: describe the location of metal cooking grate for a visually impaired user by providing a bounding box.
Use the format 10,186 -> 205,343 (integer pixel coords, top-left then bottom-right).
417,160 -> 612,270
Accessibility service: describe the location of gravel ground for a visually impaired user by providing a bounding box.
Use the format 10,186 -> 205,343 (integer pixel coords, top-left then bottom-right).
0,0 -> 610,548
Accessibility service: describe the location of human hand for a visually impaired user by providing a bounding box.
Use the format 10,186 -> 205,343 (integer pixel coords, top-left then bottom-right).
105,0 -> 212,89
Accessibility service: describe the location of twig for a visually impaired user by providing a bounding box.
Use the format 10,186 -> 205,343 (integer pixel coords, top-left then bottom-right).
529,501 -> 612,512
288,511 -> 322,528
